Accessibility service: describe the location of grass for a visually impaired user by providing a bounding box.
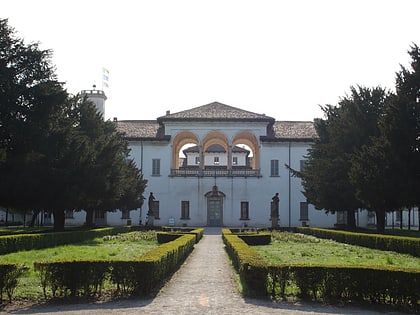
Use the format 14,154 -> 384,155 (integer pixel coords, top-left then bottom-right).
254,231 -> 420,270
1,231 -> 159,300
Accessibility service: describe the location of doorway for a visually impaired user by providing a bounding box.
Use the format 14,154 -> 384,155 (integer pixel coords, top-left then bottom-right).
205,185 -> 225,226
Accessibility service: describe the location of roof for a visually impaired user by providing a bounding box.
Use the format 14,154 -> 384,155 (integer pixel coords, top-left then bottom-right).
116,120 -> 167,140
265,121 -> 317,141
115,102 -> 317,141
158,102 -> 274,122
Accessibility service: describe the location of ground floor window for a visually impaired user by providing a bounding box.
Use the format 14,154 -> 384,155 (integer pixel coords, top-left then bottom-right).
299,202 -> 308,221
240,201 -> 249,220
65,209 -> 74,219
181,201 -> 190,219
153,201 -> 160,219
121,209 -> 130,219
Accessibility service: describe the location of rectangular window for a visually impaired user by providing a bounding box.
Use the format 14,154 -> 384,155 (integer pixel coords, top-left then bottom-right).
153,200 -> 160,219
195,156 -> 200,165
214,156 -> 220,165
240,201 -> 249,220
396,210 -> 402,222
270,159 -> 279,176
121,209 -> 130,219
65,209 -> 74,219
152,159 -> 161,175
300,202 -> 309,221
181,201 -> 190,219
232,156 -> 238,165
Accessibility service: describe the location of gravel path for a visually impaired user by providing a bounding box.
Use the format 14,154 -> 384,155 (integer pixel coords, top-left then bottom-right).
1,228 -> 407,315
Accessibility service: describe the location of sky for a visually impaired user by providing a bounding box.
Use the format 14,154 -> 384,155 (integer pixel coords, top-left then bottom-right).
3,0 -> 420,122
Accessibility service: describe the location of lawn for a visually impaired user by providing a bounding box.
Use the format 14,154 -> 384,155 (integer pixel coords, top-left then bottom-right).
1,231 -> 159,299
254,232 -> 420,270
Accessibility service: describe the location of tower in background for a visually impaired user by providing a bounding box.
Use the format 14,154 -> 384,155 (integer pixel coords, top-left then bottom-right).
81,85 -> 107,119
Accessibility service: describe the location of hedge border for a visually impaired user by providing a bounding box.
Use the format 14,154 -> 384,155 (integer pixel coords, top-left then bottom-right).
223,229 -> 420,310
33,233 -> 197,298
297,227 -> 420,257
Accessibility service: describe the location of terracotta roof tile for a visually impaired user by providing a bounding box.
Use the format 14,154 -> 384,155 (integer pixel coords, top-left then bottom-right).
270,121 -> 317,140
116,120 -> 164,139
158,102 -> 274,122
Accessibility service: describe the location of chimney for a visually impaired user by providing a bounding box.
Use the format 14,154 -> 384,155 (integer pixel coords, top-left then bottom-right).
113,117 -> 118,122
166,110 -> 170,115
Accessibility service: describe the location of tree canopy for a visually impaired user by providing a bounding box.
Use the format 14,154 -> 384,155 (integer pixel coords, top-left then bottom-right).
0,18 -> 147,231
296,44 -> 420,232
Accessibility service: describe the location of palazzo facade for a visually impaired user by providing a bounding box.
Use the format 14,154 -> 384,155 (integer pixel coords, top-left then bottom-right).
56,91 -> 417,229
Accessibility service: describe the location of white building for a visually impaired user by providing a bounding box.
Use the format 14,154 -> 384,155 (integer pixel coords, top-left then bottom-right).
61,91 -> 418,229
113,101 -> 338,228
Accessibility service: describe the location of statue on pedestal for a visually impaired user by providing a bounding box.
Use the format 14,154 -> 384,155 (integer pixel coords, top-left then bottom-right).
271,193 -> 279,228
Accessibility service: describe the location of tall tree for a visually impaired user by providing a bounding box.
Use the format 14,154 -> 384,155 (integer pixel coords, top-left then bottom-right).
72,96 -> 147,227
0,18 -> 71,220
350,44 -> 420,231
295,86 -> 387,229
0,19 -> 147,231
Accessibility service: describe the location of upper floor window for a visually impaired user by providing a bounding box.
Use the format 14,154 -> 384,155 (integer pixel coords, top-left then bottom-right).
152,159 -> 161,175
270,159 -> 279,176
214,156 -> 220,165
195,156 -> 200,165
232,156 -> 238,165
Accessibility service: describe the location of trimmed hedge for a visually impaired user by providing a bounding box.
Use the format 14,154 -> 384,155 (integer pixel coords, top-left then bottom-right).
0,227 -> 131,255
0,263 -> 28,303
222,229 -> 268,296
34,233 -> 197,297
223,229 -> 420,310
159,227 -> 204,243
267,265 -> 420,308
297,227 -> 420,257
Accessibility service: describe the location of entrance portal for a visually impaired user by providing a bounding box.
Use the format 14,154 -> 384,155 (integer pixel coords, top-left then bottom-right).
205,186 -> 225,226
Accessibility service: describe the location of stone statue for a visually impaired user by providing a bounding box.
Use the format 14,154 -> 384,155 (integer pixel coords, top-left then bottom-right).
147,192 -> 156,226
271,193 -> 279,228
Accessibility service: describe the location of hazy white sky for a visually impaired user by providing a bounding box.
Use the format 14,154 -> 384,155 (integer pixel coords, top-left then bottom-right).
3,0 -> 420,121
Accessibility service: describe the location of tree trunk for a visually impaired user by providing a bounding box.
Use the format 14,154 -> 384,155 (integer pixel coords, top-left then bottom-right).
375,210 -> 386,233
408,208 -> 411,230
52,209 -> 65,231
29,209 -> 41,227
85,209 -> 95,227
399,210 -> 403,229
347,209 -> 356,229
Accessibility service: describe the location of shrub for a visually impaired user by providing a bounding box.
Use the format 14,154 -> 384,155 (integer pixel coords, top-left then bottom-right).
0,263 -> 28,302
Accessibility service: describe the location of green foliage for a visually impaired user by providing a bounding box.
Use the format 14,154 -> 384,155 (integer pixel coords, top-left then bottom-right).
32,233 -> 196,298
222,229 -> 268,296
0,18 -> 147,231
157,228 -> 204,244
297,227 -> 420,257
0,264 -> 28,302
224,229 -> 420,309
293,86 -> 388,229
0,227 -> 131,255
267,265 -> 420,308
